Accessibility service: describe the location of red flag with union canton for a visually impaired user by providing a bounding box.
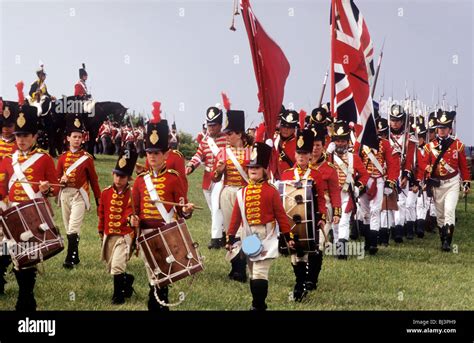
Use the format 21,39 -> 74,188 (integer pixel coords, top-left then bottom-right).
330,0 -> 378,150
240,0 -> 290,175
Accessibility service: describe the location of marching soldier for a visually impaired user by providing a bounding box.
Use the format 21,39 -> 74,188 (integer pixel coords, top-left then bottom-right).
0,101 -> 18,159
415,110 -> 470,251
132,107 -> 194,311
425,112 -> 438,232
388,104 -> 416,242
0,100 -> 18,294
328,121 -> 369,259
98,142 -> 138,304
280,129 -> 328,300
186,107 -> 227,249
354,121 -> 399,255
169,122 -> 179,150
309,107 -> 332,146
56,114 -> 101,269
0,104 -> 59,310
376,117 -> 398,246
310,125 -> 342,255
412,123 -> 430,238
226,142 -> 294,311
212,108 -> 251,282
74,63 -> 90,99
274,109 -> 298,177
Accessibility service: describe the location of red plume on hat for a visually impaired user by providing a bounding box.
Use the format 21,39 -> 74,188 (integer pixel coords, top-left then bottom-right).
151,101 -> 162,123
15,81 -> 25,106
221,92 -> 231,111
299,109 -> 307,129
255,122 -> 266,143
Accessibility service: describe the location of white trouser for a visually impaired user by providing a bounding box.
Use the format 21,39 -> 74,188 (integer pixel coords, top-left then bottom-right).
359,177 -> 384,231
320,198 -> 332,248
405,189 -> 417,222
380,210 -> 395,228
203,181 -> 224,239
332,191 -> 351,242
432,175 -> 460,227
429,196 -> 436,216
416,191 -> 429,220
395,181 -> 407,226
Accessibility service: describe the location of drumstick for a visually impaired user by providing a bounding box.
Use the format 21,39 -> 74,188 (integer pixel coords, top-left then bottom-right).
154,199 -> 203,210
16,180 -> 65,187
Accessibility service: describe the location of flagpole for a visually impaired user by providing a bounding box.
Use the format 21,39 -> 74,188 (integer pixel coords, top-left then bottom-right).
318,69 -> 329,107
371,37 -> 385,98
330,0 -> 336,120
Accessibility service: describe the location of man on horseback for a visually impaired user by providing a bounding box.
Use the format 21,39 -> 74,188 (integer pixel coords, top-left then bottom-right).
29,65 -> 55,104
74,63 -> 91,100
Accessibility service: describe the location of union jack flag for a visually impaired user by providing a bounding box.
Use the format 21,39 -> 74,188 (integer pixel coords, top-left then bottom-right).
330,0 -> 378,150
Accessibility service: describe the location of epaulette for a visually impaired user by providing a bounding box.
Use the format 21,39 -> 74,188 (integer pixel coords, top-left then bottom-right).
85,152 -> 94,159
456,140 -> 464,152
167,168 -> 180,176
268,182 -> 279,191
103,185 -> 112,191
283,167 -> 293,173
36,148 -> 50,156
326,162 -> 336,169
136,171 -> 148,177
172,150 -> 184,158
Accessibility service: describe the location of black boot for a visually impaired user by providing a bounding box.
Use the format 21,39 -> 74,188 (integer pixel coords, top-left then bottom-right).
147,285 -> 169,312
427,216 -> 437,233
123,273 -> 135,298
292,262 -> 308,302
207,239 -> 222,250
14,268 -> 37,311
228,251 -> 247,283
368,230 -> 378,255
415,219 -> 425,238
0,255 -> 11,295
250,279 -> 268,311
336,239 -> 348,260
439,225 -> 450,252
393,225 -> 404,243
361,224 -> 370,251
378,228 -> 389,246
405,221 -> 415,240
306,252 -> 323,290
112,274 -> 125,304
350,221 -> 361,240
446,224 -> 455,250
63,234 -> 80,269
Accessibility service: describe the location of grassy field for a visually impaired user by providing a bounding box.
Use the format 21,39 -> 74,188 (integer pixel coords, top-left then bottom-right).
0,154 -> 472,311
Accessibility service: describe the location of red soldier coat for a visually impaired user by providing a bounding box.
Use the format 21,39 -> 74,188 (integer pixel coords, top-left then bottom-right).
0,138 -> 16,160
310,154 -> 342,216
98,185 -> 134,236
0,147 -> 59,203
56,149 -> 101,202
354,138 -> 399,183
132,166 -> 190,229
417,138 -> 470,182
228,181 -> 291,236
275,135 -> 296,177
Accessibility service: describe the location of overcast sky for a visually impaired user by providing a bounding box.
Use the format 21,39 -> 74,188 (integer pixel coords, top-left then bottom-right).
1,0 -> 473,144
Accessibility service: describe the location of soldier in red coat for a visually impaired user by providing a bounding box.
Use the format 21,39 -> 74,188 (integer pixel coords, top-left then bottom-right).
226,142 -> 294,311
0,101 -> 18,159
0,104 -> 59,310
274,109 -> 297,178
328,121 -> 369,258
415,110 -> 470,251
187,107 -> 227,249
74,63 -> 90,99
212,108 -> 251,282
98,142 -> 138,304
132,106 -> 194,311
310,125 -> 342,252
354,127 -> 399,254
280,129 -> 328,301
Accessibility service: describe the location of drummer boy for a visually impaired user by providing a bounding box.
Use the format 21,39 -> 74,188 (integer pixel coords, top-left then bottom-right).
98,142 -> 138,305
280,129 -> 329,302
226,141 -> 294,311
0,104 -> 59,311
132,104 -> 194,311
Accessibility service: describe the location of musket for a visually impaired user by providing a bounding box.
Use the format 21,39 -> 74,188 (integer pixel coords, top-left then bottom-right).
379,75 -> 385,103
318,69 -> 329,107
453,88 -> 458,138
371,37 -> 386,98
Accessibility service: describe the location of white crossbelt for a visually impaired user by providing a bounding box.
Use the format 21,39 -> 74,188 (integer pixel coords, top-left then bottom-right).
334,153 -> 354,190
226,147 -> 249,184
430,144 -> 455,174
363,146 -> 384,175
62,154 -> 91,210
207,136 -> 220,157
293,167 -> 311,182
9,151 -> 43,200
144,173 -> 175,223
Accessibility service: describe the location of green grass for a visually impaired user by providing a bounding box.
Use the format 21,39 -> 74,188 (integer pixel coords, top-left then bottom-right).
0,154 -> 473,310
